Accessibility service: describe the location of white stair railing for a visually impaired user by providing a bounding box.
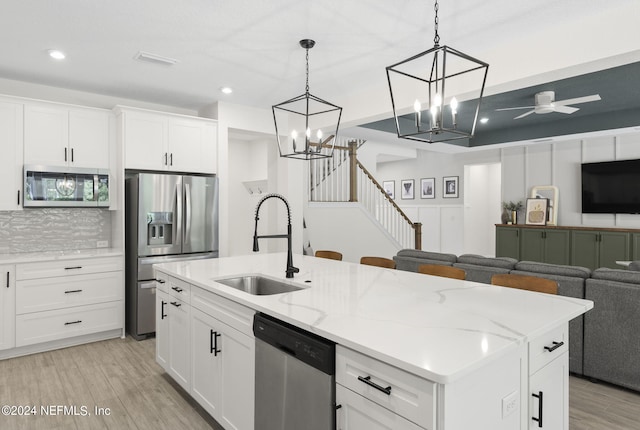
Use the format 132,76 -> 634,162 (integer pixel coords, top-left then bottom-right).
308,139 -> 421,249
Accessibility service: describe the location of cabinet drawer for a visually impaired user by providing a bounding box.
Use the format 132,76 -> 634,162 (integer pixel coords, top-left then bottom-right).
16,271 -> 123,314
529,322 -> 568,375
16,256 -> 122,280
168,276 -> 191,303
155,271 -> 170,293
336,384 -> 424,430
191,286 -> 254,337
336,346 -> 436,430
16,301 -> 123,347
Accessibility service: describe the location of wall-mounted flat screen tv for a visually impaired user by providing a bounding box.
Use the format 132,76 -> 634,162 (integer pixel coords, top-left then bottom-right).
582,159 -> 640,214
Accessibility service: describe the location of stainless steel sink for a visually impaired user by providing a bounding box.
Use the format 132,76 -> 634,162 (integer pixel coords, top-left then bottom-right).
215,275 -> 303,295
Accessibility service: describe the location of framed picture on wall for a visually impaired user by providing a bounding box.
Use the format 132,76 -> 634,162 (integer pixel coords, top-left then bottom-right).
401,179 -> 415,199
525,198 -> 549,225
420,178 -> 435,199
443,176 -> 459,198
383,180 -> 395,199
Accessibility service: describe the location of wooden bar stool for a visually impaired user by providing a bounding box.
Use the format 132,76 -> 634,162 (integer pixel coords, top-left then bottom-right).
491,273 -> 558,295
418,264 -> 466,280
315,250 -> 343,261
360,256 -> 396,269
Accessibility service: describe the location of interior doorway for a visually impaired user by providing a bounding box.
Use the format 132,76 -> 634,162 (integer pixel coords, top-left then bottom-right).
463,163 -> 501,256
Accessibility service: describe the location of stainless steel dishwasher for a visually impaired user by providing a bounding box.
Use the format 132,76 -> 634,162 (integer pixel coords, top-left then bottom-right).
254,312 -> 336,430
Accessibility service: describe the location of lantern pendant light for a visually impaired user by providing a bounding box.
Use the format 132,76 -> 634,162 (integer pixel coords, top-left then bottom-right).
272,39 -> 342,160
386,0 -> 489,144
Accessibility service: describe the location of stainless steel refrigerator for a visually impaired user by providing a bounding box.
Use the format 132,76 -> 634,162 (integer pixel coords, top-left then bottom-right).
125,172 -> 218,340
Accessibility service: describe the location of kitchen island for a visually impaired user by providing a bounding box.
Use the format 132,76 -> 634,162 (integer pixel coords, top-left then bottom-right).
154,252 -> 593,430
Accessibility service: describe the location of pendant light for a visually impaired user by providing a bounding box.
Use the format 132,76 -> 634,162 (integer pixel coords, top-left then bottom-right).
273,39 -> 342,160
386,0 -> 489,144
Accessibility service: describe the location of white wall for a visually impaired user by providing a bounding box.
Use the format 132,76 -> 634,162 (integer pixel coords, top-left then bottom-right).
304,202 -> 401,263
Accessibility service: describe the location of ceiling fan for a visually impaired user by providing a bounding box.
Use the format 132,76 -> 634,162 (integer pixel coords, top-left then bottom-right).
496,91 -> 601,119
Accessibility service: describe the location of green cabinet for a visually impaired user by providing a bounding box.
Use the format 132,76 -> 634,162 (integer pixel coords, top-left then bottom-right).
571,230 -> 630,270
496,226 -> 520,259
520,228 -> 571,265
632,234 -> 640,261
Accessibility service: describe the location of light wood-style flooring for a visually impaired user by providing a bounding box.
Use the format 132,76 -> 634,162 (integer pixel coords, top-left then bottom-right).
1,336 -> 639,429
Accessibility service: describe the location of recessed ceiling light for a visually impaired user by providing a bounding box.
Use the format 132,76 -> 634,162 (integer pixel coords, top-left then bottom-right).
48,49 -> 66,60
220,87 -> 233,94
480,118 -> 489,124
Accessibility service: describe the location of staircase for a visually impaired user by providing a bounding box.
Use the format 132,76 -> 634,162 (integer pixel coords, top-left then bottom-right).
308,137 -> 421,250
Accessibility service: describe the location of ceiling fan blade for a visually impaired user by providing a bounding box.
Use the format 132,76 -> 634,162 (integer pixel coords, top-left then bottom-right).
514,110 -> 535,119
496,106 -> 535,111
554,94 -> 601,106
553,105 -> 579,114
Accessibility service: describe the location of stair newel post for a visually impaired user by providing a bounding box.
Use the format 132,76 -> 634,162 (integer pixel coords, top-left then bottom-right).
349,140 -> 358,202
414,222 -> 422,250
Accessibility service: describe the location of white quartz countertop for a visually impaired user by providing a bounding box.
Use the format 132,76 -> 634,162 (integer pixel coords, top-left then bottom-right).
0,248 -> 123,264
154,252 -> 593,384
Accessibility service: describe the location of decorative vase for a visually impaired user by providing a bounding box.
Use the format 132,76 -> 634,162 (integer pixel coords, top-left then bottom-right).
501,209 -> 509,224
511,210 -> 517,225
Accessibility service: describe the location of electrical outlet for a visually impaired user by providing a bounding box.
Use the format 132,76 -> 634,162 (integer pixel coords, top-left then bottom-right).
502,391 -> 519,418
96,240 -> 109,248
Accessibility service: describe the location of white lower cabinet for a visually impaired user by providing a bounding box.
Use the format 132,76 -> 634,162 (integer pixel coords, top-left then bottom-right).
167,296 -> 191,391
336,384 -> 423,430
154,273 -> 255,430
10,256 -> 123,352
156,289 -> 170,370
0,265 -> 16,351
191,307 -> 254,430
336,346 -> 435,430
529,352 -> 568,430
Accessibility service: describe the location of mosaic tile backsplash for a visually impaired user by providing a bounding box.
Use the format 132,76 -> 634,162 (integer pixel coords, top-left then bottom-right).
0,208 -> 111,254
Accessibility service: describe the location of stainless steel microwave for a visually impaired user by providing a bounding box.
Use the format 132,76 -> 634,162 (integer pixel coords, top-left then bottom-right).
23,165 -> 110,208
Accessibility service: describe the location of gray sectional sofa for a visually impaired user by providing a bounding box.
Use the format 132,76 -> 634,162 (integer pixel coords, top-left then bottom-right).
583,268 -> 640,392
453,254 -> 518,284
394,249 -> 640,392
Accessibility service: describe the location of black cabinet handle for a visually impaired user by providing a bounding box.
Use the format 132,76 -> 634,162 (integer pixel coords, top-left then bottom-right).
544,341 -> 564,352
17,190 -> 20,206
64,320 -> 82,326
161,301 -> 167,319
211,330 -> 221,356
164,152 -> 168,165
335,404 -> 342,410
170,301 -> 181,308
64,147 -> 68,162
155,279 -> 166,284
64,289 -> 83,294
171,286 -> 183,293
532,391 -> 543,427
71,148 -> 74,162
64,266 -> 83,270
5,272 -> 9,288
170,153 -> 173,166
357,375 -> 392,395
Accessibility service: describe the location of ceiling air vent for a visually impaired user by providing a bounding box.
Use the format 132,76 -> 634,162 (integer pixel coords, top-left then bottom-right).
134,51 -> 179,66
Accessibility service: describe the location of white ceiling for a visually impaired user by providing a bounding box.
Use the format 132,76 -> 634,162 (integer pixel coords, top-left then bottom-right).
1,0 -> 638,129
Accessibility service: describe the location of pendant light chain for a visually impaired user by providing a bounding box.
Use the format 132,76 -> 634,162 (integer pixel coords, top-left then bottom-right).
305,47 -> 310,94
433,0 -> 440,47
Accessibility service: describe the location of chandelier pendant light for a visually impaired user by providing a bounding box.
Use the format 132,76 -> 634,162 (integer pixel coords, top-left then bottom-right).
273,39 -> 342,160
386,0 -> 489,144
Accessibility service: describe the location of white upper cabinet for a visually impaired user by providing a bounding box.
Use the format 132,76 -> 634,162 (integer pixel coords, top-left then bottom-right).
0,99 -> 23,211
119,107 -> 217,174
24,102 -> 110,169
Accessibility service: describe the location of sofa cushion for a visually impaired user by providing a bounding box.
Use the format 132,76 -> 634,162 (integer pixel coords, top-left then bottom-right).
455,254 -> 517,270
590,267 -> 640,285
628,261 -> 640,271
514,261 -> 591,279
393,249 -> 457,272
